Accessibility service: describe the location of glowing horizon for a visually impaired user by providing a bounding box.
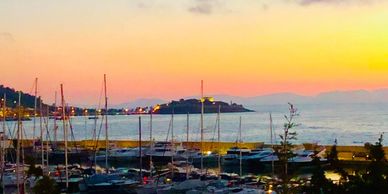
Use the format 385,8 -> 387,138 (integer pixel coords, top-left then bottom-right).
1,0 -> 388,105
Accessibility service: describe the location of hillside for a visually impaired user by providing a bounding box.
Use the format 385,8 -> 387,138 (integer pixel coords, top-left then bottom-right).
0,85 -> 38,108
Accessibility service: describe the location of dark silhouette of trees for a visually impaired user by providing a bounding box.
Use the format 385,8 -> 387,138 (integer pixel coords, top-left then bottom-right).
32,175 -> 60,194
308,157 -> 335,194
304,134 -> 388,194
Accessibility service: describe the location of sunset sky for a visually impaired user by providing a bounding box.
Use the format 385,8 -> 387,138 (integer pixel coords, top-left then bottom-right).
1,0 -> 388,106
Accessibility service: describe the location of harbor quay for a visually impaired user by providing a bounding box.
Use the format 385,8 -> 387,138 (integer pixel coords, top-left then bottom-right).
6,139 -> 388,161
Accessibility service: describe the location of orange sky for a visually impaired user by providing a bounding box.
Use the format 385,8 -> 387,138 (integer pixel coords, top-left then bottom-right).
1,0 -> 388,106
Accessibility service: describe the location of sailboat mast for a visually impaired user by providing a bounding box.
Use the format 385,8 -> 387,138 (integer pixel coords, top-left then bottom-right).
186,112 -> 189,180
84,109 -> 87,140
33,78 -> 38,151
139,116 -> 143,184
217,105 -> 221,177
1,94 -> 6,194
171,110 -> 174,178
186,113 -> 189,147
60,84 -> 69,188
21,93 -> 26,193
104,74 -> 109,173
16,91 -> 23,194
270,113 -> 274,177
200,80 -> 204,172
171,110 -> 174,164
45,106 -> 50,172
53,91 -> 57,144
39,97 -> 44,168
239,116 -> 242,177
149,112 -> 153,177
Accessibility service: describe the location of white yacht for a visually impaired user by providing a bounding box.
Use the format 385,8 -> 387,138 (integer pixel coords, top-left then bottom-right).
146,142 -> 186,163
110,147 -> 148,161
244,148 -> 275,163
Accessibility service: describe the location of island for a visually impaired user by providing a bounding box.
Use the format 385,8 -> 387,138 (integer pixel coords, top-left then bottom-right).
151,97 -> 253,114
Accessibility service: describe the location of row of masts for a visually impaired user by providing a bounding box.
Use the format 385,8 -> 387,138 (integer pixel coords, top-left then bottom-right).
135,80 -> 223,182
0,78 -> 275,193
0,75 -> 110,193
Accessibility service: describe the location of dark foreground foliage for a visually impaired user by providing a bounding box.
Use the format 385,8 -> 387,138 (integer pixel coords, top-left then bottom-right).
301,135 -> 388,194
32,175 -> 60,194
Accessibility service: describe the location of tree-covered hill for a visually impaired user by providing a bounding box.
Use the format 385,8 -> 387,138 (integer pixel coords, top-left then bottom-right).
0,85 -> 38,108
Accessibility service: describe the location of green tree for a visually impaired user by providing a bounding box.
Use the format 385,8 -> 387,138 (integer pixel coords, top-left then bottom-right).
277,103 -> 299,193
278,103 -> 298,174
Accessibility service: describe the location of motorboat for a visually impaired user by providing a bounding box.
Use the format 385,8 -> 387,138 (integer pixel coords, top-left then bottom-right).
146,142 -> 186,164
222,147 -> 251,165
110,147 -> 148,161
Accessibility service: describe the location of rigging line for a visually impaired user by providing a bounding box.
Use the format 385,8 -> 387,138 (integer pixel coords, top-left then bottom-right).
4,122 -> 15,163
6,121 -> 15,139
67,116 -> 78,151
193,122 -> 200,146
43,116 -> 53,144
29,79 -> 36,94
92,80 -> 105,148
10,121 -> 17,139
93,113 -> 105,158
95,109 -> 105,146
162,117 -> 172,158
209,116 -> 218,151
22,124 -> 28,146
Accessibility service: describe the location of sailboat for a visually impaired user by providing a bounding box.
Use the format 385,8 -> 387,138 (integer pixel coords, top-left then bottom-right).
146,111 -> 186,165
85,75 -> 140,193
1,94 -> 7,192
16,91 -> 26,194
32,78 -> 38,152
185,111 -> 219,167
107,116 -> 150,162
222,117 -> 251,171
0,94 -> 20,191
244,114 -> 276,168
49,95 -> 89,165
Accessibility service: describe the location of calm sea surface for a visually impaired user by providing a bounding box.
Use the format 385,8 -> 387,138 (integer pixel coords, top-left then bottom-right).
8,103 -> 388,146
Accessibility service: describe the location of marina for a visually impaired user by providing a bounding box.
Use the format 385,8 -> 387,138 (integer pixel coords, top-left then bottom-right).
1,86 -> 387,194
2,1 -> 388,193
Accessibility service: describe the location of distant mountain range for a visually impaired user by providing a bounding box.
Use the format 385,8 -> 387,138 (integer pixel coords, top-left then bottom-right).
3,83 -> 388,109
113,89 -> 388,108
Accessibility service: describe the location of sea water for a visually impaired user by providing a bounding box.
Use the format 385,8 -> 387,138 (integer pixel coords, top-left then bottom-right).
8,103 -> 388,146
